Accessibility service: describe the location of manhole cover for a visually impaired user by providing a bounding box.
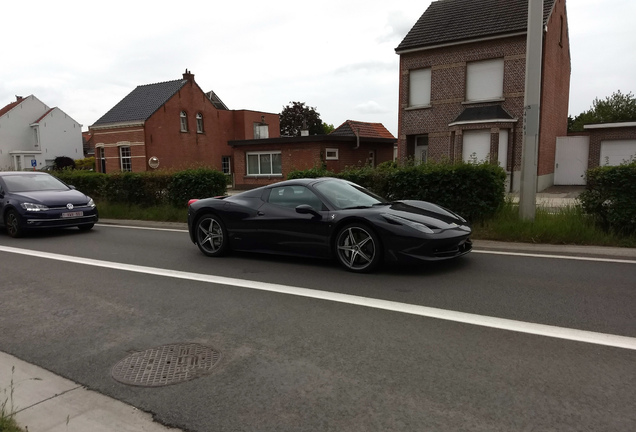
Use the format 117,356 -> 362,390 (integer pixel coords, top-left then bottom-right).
112,343 -> 221,387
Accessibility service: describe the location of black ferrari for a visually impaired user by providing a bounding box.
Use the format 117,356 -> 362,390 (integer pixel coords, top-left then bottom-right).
187,178 -> 472,273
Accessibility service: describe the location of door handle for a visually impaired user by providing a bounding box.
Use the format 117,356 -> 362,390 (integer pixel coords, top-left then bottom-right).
257,211 -> 264,216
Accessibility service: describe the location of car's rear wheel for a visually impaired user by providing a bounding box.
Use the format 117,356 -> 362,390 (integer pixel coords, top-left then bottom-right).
195,214 -> 228,257
5,209 -> 23,238
335,223 -> 381,273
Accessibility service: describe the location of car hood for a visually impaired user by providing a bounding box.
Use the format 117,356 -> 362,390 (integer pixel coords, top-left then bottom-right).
11,190 -> 91,206
383,200 -> 467,228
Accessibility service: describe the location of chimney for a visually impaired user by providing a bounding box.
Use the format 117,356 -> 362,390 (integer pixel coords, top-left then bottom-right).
183,69 -> 194,84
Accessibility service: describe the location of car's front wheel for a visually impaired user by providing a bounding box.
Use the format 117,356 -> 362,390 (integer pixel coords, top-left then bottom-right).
195,214 -> 229,257
5,209 -> 24,238
335,223 -> 381,273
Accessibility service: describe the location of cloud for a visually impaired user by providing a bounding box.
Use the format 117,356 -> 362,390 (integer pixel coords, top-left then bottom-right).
355,101 -> 390,114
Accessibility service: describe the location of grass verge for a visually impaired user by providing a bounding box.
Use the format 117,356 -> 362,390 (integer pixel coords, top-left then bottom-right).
472,201 -> 636,247
97,200 -> 636,248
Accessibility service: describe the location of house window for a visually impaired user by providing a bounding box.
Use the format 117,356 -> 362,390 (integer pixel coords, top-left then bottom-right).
409,68 -> 431,107
120,146 -> 132,172
196,113 -> 204,133
325,148 -> 339,160
246,151 -> 282,175
221,156 -> 231,174
99,147 -> 106,173
466,58 -> 504,102
180,111 -> 188,132
33,128 -> 39,147
254,122 -> 269,139
415,135 -> 428,164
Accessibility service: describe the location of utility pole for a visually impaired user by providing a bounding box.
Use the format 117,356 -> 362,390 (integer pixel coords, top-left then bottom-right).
519,0 -> 543,220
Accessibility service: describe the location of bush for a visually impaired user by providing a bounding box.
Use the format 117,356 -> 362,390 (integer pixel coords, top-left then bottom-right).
287,161 -> 506,222
53,156 -> 75,170
167,168 -> 227,207
579,161 -> 636,234
52,168 -> 227,207
75,157 -> 95,170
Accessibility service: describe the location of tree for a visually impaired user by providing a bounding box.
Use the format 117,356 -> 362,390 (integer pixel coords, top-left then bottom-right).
569,90 -> 636,132
280,101 -> 328,136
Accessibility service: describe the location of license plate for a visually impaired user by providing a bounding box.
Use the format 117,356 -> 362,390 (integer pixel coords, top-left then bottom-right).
62,211 -> 84,218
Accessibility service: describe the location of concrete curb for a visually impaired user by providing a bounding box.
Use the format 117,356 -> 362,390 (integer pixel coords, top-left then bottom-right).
0,352 -> 182,432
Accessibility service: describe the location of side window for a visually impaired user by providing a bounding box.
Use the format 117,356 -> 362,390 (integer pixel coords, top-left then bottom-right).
268,186 -> 325,211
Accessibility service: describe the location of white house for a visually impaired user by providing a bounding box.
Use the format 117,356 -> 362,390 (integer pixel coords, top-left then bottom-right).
0,95 -> 83,171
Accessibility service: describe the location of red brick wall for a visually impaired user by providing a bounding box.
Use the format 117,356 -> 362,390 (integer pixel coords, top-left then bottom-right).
538,0 -> 571,175
91,126 -> 146,173
232,140 -> 395,189
397,36 -> 527,169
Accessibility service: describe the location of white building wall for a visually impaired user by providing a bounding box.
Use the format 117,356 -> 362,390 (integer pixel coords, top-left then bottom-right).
0,95 -> 82,170
36,107 -> 83,167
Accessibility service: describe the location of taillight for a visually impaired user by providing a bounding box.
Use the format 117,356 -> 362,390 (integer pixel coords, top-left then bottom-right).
187,199 -> 199,206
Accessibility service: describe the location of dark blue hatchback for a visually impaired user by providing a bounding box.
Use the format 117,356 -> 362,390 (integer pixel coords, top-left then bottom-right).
0,172 -> 98,238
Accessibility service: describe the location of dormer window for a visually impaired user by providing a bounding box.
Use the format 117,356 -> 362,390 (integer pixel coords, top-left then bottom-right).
196,113 -> 204,133
180,111 -> 188,132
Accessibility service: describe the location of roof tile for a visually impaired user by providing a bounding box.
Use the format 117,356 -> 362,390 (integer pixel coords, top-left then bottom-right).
396,0 -> 556,52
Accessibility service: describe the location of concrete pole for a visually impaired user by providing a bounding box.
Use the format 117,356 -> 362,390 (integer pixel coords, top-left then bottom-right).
519,0 -> 543,220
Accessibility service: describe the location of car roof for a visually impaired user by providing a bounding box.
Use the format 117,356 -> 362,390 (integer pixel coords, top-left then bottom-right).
0,171 -> 50,177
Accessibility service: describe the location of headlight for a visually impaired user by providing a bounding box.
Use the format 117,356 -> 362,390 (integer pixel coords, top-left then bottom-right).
20,202 -> 49,212
87,198 -> 95,208
382,213 -> 434,233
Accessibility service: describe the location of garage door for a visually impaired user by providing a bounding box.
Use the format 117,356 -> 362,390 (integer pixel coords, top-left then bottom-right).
555,136 -> 589,185
600,140 -> 636,166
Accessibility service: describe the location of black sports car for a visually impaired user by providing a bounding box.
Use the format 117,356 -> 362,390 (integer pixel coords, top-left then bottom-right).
0,171 -> 98,238
187,178 -> 472,273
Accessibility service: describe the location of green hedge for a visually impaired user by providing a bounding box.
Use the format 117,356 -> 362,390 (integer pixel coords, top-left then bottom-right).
53,168 -> 227,207
288,161 -> 506,222
579,161 -> 636,234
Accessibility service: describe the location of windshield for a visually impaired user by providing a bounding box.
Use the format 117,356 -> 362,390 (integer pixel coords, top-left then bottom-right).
2,174 -> 69,193
315,179 -> 387,210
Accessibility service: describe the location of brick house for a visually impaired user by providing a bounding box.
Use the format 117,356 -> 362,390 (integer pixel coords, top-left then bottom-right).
396,0 -> 571,191
0,95 -> 84,171
89,70 -> 279,174
228,120 -> 396,189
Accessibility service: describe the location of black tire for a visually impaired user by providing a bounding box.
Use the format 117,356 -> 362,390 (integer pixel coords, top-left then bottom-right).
195,214 -> 229,257
335,223 -> 381,273
5,209 -> 23,238
78,224 -> 94,231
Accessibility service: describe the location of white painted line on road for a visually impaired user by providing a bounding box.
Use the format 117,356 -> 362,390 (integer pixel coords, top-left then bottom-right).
474,250 -> 636,264
2,245 -> 635,351
96,223 -> 187,233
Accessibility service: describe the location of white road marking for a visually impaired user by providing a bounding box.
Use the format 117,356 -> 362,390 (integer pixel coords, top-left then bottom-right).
96,223 -> 186,233
473,250 -> 636,264
1,245 -> 635,351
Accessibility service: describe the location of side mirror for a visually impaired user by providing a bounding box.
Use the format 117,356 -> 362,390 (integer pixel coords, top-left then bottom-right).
295,204 -> 321,219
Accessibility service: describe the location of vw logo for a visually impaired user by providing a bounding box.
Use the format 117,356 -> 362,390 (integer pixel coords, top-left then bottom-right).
67,203 -> 74,210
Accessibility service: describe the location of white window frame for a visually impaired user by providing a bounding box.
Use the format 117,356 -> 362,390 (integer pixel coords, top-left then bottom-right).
221,156 -> 231,174
196,113 -> 204,133
254,123 -> 269,139
408,68 -> 432,108
246,151 -> 282,176
180,111 -> 188,132
466,58 -> 504,103
119,146 -> 132,172
325,148 -> 339,160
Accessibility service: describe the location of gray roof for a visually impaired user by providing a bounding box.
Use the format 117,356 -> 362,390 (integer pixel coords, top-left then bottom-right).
205,91 -> 229,110
396,0 -> 556,52
93,79 -> 187,125
452,105 -> 515,123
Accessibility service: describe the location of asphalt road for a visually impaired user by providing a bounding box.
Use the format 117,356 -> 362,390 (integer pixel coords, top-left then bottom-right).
0,223 -> 635,431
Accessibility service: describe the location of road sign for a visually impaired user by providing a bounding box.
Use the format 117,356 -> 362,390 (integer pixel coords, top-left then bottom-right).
31,159 -> 37,167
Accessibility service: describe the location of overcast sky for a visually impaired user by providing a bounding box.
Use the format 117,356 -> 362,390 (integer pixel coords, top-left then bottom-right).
2,0 -> 634,136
